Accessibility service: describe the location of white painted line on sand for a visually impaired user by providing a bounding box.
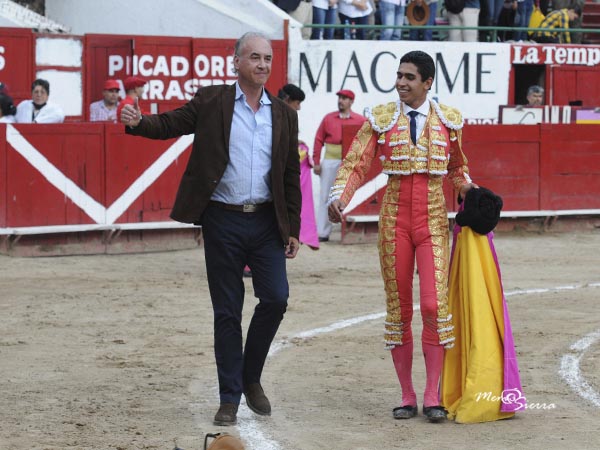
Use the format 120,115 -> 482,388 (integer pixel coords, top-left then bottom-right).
559,329 -> 600,408
193,282 -> 600,449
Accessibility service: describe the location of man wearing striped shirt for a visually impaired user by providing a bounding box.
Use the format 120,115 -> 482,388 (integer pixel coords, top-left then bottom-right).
89,79 -> 120,122
532,5 -> 581,43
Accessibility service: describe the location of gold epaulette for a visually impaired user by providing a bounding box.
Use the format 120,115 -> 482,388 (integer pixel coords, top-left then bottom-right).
435,103 -> 464,131
366,101 -> 400,132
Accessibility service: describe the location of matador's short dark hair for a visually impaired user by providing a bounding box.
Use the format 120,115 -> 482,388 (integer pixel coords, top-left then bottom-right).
400,51 -> 435,83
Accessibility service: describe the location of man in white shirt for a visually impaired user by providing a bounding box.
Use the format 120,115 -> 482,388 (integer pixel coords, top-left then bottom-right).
15,79 -> 64,124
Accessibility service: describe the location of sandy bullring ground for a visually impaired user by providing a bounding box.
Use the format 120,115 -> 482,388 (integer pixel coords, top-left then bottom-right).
1,228 -> 600,450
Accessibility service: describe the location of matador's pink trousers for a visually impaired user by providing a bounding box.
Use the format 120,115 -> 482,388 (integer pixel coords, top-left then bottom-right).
379,173 -> 449,408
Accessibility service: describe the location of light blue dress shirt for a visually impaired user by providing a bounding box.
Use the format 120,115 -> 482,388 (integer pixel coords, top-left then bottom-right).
211,82 -> 273,205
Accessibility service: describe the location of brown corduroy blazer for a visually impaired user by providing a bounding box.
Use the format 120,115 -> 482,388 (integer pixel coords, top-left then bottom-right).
126,83 -> 301,242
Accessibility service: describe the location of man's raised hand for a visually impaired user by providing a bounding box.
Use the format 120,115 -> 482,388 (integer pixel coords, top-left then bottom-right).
121,97 -> 142,127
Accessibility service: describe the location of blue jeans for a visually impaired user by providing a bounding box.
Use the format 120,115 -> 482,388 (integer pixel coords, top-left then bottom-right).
380,1 -> 405,40
338,12 -> 370,39
513,0 -> 534,41
311,6 -> 337,39
487,0 -> 505,25
409,2 -> 438,41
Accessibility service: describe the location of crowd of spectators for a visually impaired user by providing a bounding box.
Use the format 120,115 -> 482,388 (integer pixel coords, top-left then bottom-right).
0,76 -> 150,124
272,0 -> 587,43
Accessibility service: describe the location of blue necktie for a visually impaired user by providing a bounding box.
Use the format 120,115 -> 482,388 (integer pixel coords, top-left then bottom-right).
408,110 -> 419,145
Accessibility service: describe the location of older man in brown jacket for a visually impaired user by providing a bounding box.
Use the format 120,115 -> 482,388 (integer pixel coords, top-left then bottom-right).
121,32 -> 301,427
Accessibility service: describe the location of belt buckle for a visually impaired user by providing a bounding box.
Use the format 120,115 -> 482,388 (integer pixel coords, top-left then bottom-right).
243,204 -> 257,213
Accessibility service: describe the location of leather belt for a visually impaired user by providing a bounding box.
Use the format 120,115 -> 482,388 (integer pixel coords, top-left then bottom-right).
209,201 -> 272,213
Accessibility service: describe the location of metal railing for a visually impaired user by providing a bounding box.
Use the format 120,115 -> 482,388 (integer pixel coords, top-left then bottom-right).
303,23 -> 600,42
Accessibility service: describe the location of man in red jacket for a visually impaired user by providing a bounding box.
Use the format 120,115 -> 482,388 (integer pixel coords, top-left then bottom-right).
313,89 -> 365,241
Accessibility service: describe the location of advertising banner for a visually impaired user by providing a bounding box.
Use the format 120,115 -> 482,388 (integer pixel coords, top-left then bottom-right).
288,38 -> 512,146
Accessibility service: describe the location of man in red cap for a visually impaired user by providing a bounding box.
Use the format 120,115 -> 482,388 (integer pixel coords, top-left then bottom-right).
313,89 -> 365,242
116,76 -> 147,121
89,79 -> 121,122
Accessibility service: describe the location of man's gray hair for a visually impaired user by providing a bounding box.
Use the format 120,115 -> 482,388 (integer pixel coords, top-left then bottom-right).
234,32 -> 271,56
527,85 -> 544,96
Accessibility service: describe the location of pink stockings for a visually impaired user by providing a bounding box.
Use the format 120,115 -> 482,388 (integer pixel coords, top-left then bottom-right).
391,341 -> 416,406
391,341 -> 444,407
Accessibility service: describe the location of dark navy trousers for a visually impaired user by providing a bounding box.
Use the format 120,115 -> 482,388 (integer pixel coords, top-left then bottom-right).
201,203 -> 289,404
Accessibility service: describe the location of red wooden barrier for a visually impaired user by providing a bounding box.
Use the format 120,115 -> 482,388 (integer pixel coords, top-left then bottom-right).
6,123 -> 105,227
104,125 -> 190,224
1,123 -> 600,253
539,124 -> 600,210
462,124 -> 541,210
338,123 -> 600,242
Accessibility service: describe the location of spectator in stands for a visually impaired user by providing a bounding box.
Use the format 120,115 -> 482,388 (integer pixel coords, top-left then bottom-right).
531,5 -> 581,43
311,0 -> 339,39
338,0 -> 374,39
0,82 -> 9,95
513,0 -> 534,41
116,76 -> 147,120
497,0 -> 518,41
90,79 -> 121,122
0,93 -> 17,123
484,0 -> 506,37
275,0 -> 314,39
379,0 -> 406,40
313,89 -> 365,242
525,85 -> 544,106
15,79 -> 65,124
407,0 -> 438,41
552,0 -> 585,43
447,0 -> 480,42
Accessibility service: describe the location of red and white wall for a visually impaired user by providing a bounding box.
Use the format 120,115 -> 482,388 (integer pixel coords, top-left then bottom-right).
2,26 -> 600,252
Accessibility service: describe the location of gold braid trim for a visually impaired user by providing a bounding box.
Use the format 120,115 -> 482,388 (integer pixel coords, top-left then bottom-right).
433,101 -> 464,130
328,121 -> 378,206
427,177 -> 455,348
365,101 -> 401,143
380,177 -> 403,348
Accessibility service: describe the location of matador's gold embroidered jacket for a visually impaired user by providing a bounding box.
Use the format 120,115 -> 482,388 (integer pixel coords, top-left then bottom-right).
328,99 -> 472,349
328,99 -> 471,207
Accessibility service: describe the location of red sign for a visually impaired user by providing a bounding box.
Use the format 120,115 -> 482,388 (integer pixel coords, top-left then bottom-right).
84,35 -> 287,118
512,44 -> 600,67
0,28 -> 34,105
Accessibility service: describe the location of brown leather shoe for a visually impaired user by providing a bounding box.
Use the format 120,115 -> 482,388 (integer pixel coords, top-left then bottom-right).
213,403 -> 238,426
244,383 -> 271,416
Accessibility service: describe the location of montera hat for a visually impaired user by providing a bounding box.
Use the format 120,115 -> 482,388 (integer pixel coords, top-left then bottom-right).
406,2 -> 430,26
455,187 -> 503,235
